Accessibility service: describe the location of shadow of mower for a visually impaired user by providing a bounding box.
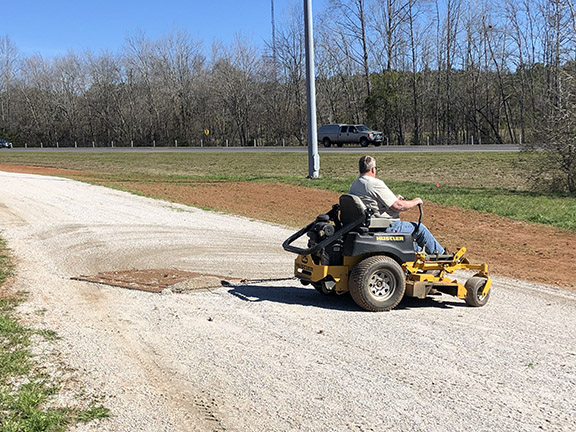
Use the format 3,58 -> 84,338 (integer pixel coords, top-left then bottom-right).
226,282 -> 467,312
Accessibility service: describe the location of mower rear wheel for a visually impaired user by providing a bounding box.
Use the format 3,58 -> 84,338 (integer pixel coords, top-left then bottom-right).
464,277 -> 490,307
349,256 -> 405,311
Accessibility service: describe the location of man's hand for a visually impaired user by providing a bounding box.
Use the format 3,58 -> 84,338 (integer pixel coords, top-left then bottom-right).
390,196 -> 423,212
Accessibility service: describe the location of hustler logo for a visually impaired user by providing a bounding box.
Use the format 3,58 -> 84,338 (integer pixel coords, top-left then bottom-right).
376,235 -> 405,241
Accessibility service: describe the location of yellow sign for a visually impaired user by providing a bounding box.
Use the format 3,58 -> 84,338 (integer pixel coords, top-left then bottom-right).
204,129 -> 210,136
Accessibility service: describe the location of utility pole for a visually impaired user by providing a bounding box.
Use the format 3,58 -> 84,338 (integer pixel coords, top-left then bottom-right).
304,0 -> 320,178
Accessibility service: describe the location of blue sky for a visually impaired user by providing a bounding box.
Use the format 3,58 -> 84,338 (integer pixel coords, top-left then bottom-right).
3,0 -> 327,57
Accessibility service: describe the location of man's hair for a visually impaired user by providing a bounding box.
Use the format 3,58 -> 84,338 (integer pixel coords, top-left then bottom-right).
359,155 -> 376,174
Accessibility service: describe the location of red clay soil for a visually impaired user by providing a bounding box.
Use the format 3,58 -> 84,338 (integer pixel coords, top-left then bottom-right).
2,164 -> 574,289
0,164 -> 83,176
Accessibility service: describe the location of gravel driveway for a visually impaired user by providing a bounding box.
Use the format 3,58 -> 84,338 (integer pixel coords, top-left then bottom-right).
1,171 -> 575,432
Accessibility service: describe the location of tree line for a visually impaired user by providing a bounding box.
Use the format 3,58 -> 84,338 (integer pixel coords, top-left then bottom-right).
1,0 -> 576,190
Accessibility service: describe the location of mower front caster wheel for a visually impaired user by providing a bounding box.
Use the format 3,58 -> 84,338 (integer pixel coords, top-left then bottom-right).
349,256 -> 406,311
464,277 -> 491,307
312,279 -> 337,296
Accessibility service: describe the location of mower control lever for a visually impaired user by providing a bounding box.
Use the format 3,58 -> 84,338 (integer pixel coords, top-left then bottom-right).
413,203 -> 423,238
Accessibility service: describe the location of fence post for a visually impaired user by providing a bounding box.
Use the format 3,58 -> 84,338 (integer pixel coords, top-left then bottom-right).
74,141 -> 77,148
175,140 -> 178,147
56,141 -> 59,148
201,139 -> 203,148
40,142 -> 43,148
226,139 -> 229,147
92,141 -> 95,148
153,140 -> 156,148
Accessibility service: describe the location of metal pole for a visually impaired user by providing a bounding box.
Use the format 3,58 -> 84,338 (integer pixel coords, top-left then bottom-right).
304,0 -> 319,178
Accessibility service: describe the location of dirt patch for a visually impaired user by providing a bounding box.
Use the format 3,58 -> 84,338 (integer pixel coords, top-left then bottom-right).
0,163 -> 83,177
3,164 -> 574,289
73,269 -> 237,293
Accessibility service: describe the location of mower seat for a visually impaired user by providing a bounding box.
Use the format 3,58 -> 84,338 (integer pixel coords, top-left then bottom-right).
339,194 -> 392,230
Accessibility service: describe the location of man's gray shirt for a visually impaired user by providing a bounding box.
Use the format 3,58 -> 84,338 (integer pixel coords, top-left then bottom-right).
349,175 -> 400,221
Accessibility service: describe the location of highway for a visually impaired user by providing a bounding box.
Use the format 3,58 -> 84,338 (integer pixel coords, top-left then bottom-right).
5,144 -> 519,153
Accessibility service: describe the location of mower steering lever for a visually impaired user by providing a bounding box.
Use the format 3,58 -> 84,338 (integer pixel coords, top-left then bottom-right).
413,203 -> 423,237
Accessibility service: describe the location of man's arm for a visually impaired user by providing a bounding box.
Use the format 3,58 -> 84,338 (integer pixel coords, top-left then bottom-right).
389,197 -> 423,212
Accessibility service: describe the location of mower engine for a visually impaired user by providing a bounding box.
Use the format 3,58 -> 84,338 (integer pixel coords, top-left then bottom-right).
307,214 -> 343,266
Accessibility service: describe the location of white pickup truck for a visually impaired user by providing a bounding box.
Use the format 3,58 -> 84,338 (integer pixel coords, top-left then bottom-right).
317,124 -> 383,147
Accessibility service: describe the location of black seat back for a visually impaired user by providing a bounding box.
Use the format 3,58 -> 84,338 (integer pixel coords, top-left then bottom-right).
339,194 -> 367,225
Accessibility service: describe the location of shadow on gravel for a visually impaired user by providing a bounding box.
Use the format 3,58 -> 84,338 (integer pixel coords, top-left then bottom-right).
396,295 -> 468,310
228,284 -> 362,312
228,284 -> 467,312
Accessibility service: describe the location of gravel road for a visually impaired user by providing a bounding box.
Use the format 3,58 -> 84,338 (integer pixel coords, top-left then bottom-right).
1,170 -> 575,432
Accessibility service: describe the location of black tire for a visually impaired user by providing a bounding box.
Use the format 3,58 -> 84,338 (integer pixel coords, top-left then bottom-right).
360,137 -> 369,147
337,142 -> 344,147
349,256 -> 405,311
464,277 -> 491,307
322,138 -> 332,147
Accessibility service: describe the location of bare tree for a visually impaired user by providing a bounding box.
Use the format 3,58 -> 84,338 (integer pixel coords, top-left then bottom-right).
0,35 -> 18,127
327,0 -> 372,96
264,4 -> 307,144
211,35 -> 263,145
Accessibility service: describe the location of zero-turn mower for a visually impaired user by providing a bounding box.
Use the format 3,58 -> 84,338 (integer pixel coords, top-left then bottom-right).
282,194 -> 492,312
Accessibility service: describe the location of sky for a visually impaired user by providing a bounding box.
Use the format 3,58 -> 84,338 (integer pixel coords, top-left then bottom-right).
3,0 -> 327,58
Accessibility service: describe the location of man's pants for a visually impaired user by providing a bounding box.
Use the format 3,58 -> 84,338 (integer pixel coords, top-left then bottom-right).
386,221 -> 445,255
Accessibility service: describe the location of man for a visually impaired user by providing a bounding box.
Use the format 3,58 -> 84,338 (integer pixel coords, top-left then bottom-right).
349,155 -> 446,254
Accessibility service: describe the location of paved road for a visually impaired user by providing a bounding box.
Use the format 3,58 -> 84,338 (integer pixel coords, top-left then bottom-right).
4,144 -> 519,153
1,170 -> 573,432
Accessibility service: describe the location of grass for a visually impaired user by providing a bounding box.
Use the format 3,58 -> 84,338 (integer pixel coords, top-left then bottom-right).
1,150 -> 575,231
0,238 -> 110,431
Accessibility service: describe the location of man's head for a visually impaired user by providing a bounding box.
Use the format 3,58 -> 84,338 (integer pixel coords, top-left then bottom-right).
359,155 -> 377,176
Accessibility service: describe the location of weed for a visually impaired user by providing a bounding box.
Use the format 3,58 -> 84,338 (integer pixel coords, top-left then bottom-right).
76,404 -> 111,422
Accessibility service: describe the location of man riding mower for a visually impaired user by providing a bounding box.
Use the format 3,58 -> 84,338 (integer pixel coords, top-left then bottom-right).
282,194 -> 492,312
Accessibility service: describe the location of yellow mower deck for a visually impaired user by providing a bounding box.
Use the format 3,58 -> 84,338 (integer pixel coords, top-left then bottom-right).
295,246 -> 491,301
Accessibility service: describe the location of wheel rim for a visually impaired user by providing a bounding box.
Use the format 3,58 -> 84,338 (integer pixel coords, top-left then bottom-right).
367,270 -> 396,301
475,283 -> 487,301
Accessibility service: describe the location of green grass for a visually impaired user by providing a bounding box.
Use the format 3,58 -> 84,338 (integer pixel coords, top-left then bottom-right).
1,150 -> 575,231
0,238 -> 110,431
